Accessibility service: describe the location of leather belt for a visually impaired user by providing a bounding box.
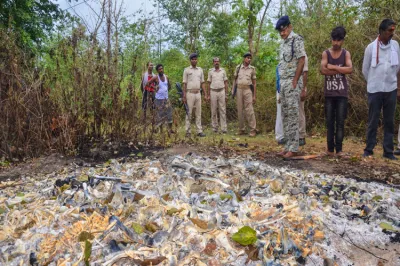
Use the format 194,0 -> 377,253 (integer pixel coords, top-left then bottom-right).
237,85 -> 251,89
211,88 -> 224,92
188,90 -> 200,94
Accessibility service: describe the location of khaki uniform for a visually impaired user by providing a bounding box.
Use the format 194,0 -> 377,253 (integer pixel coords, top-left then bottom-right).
208,68 -> 228,132
183,66 -> 204,133
234,64 -> 256,133
278,31 -> 306,152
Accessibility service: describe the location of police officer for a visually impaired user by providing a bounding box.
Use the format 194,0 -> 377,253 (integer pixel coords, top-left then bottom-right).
182,53 -> 206,137
232,52 -> 257,137
206,57 -> 229,133
276,15 -> 306,158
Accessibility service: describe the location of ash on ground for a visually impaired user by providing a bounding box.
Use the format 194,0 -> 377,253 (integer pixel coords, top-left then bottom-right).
0,152 -> 399,266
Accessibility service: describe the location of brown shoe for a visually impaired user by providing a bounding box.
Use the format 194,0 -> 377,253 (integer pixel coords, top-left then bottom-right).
276,150 -> 287,157
249,131 -> 256,137
325,151 -> 335,156
283,151 -> 298,158
237,131 -> 246,136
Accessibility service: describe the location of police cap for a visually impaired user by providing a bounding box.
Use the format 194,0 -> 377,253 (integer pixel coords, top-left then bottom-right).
243,52 -> 252,58
275,15 -> 291,30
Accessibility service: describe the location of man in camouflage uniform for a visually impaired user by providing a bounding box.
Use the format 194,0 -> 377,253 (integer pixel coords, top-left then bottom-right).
232,52 -> 257,137
276,15 -> 306,158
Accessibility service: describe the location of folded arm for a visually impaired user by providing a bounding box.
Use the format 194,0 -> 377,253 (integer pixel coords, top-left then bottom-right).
320,51 -> 338,75
327,51 -> 353,74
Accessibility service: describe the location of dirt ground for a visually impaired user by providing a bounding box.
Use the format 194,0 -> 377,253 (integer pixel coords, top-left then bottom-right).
1,133 -> 399,186
198,132 -> 400,186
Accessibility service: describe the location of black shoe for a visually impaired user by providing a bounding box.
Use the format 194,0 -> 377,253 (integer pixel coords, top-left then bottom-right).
185,132 -> 191,138
362,150 -> 373,157
383,154 -> 398,160
277,138 -> 286,145
197,132 -> 206,137
221,131 -> 227,134
394,149 -> 400,156
299,138 -> 306,146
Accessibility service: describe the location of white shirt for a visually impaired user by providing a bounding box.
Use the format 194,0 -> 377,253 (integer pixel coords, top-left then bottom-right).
362,40 -> 400,93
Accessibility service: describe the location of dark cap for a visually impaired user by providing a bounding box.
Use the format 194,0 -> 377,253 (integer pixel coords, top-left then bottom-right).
275,15 -> 291,30
189,53 -> 198,60
243,52 -> 252,58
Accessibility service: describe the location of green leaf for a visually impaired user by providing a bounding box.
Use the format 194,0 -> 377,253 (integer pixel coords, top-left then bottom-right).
132,223 -> 144,234
372,195 -> 383,202
78,174 -> 89,182
60,184 -> 71,192
220,194 -> 232,200
320,195 -> 330,203
0,160 -> 10,167
379,222 -> 396,231
167,207 -> 183,216
137,152 -> 143,157
0,207 -> 6,214
231,226 -> 257,246
84,240 -> 92,266
16,192 -> 25,197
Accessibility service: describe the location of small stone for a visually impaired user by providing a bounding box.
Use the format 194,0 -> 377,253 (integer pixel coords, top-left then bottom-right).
290,188 -> 301,195
203,239 -> 217,256
208,258 -> 221,266
323,258 -> 335,266
332,201 -> 340,209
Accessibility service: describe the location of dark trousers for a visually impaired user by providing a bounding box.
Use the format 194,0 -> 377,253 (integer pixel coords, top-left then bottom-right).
142,90 -> 155,110
325,97 -> 348,153
364,89 -> 397,156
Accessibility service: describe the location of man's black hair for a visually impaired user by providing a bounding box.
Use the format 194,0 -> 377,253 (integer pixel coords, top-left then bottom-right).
331,26 -> 346,40
156,64 -> 163,71
379,19 -> 396,34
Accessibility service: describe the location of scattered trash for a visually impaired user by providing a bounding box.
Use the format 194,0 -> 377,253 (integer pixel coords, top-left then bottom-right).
0,153 -> 399,265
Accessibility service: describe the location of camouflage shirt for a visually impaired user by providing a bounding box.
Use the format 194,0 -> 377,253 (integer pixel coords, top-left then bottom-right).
278,31 -> 306,79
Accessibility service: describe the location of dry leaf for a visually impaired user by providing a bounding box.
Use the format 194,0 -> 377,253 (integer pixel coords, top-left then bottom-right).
189,218 -> 208,229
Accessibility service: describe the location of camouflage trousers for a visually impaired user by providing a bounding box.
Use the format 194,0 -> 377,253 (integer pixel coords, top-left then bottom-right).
280,77 -> 303,152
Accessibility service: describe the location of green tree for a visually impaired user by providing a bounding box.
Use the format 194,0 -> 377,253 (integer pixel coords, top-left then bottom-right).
204,11 -> 238,65
0,0 -> 63,48
232,0 -> 273,58
159,0 -> 224,53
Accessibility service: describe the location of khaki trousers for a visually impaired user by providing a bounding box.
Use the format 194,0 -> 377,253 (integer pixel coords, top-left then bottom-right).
236,87 -> 256,132
185,92 -> 203,133
211,89 -> 227,131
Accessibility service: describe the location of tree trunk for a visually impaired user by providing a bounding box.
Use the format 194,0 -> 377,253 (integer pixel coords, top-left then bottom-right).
247,0 -> 254,55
